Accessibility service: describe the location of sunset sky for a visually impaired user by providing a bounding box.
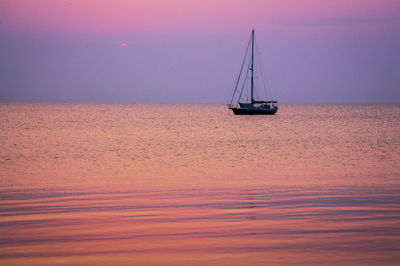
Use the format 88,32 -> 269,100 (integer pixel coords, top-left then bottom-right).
1,0 -> 399,103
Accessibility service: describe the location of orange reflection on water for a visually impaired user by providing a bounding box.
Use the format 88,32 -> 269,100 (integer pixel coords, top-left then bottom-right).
1,103 -> 399,190
1,103 -> 400,264
1,186 -> 400,265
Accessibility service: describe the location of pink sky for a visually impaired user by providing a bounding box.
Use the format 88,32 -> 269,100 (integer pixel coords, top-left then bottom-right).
1,0 -> 399,103
2,0 -> 399,36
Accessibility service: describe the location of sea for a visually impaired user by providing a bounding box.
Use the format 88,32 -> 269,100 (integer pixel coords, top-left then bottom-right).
1,103 -> 399,265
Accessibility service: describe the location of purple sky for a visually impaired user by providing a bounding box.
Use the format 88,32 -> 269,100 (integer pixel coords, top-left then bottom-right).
1,0 -> 399,103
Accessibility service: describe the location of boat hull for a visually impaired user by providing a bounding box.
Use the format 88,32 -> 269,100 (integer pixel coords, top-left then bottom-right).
230,107 -> 277,115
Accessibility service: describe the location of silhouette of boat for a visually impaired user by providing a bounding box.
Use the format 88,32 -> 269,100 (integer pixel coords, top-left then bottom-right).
228,30 -> 278,115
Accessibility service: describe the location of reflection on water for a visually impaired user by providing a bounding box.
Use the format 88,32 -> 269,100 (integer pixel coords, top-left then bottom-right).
1,103 -> 399,188
1,103 -> 400,264
1,186 -> 400,265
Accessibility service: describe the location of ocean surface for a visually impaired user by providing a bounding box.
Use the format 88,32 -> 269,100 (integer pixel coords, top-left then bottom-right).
1,103 -> 399,265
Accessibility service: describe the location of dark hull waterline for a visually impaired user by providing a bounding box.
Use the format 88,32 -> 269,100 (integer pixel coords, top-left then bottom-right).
230,108 -> 278,115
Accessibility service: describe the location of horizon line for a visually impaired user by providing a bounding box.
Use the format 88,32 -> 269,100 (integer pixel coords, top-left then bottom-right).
1,100 -> 399,105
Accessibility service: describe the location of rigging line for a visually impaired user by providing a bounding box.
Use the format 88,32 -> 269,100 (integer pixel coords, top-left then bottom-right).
228,33 -> 252,105
238,56 -> 252,102
254,67 -> 260,100
255,36 -> 273,100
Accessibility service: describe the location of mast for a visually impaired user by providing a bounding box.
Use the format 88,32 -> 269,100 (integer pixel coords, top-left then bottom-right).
250,29 -> 254,104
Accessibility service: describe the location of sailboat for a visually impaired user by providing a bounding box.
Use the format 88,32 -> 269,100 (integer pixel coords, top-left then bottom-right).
228,30 -> 278,115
